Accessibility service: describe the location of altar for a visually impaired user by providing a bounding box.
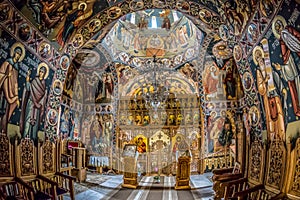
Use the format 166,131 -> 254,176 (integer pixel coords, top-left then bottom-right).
89,156 -> 109,167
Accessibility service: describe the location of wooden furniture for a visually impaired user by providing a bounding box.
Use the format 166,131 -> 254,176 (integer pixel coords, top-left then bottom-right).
14,137 -> 53,199
13,138 -> 75,200
0,133 -> 14,182
175,155 -> 191,190
38,140 -> 76,200
57,138 -> 73,175
232,137 -> 299,200
0,178 -> 36,200
71,147 -> 87,182
57,139 -> 82,175
285,137 -> 300,200
219,137 -> 286,200
212,137 -> 266,200
212,162 -> 243,200
219,177 -> 249,200
122,157 -> 138,189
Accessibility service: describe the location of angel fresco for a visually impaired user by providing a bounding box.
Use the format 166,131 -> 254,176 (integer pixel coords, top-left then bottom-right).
272,15 -> 300,117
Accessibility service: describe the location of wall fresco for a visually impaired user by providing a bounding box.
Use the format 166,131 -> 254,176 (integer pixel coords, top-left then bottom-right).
0,27 -> 53,143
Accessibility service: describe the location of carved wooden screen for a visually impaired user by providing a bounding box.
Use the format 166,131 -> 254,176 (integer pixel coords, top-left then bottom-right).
39,140 -> 56,175
286,137 -> 300,198
248,138 -> 265,185
264,138 -> 286,193
15,138 -> 37,178
0,133 -> 14,181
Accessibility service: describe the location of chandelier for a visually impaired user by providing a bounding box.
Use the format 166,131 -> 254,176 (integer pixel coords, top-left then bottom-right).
134,56 -> 172,111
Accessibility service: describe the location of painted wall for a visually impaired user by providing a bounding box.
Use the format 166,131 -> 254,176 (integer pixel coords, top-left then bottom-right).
244,0 -> 300,144
0,28 -> 54,143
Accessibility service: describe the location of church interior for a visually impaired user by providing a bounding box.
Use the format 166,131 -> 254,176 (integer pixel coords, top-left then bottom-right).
0,0 -> 300,199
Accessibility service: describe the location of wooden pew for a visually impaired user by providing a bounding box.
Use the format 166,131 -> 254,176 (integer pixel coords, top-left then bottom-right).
212,162 -> 243,200
212,137 -> 266,199
14,137 -> 53,199
38,139 -> 76,200
231,137 -> 288,199
0,178 -> 37,200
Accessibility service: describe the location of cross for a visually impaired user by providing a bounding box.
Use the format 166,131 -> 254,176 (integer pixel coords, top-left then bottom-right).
158,131 -> 163,139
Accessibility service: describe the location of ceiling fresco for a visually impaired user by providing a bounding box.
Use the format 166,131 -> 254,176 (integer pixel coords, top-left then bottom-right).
101,9 -> 204,68
9,0 -> 110,49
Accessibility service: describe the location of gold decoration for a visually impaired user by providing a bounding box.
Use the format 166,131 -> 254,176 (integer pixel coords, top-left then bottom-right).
0,134 -> 11,177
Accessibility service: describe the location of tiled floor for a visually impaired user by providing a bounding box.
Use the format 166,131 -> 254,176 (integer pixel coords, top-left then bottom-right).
64,173 -> 214,200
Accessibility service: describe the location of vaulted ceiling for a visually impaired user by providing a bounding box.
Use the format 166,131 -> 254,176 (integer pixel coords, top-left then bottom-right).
4,0 -> 259,101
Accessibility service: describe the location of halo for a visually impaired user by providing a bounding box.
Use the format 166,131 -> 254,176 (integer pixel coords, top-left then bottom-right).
220,110 -> 227,117
210,65 -> 216,72
252,46 -> 264,66
78,2 -> 87,11
176,135 -> 182,142
210,111 -> 217,119
38,62 -> 49,79
272,15 -> 287,39
10,42 -> 25,62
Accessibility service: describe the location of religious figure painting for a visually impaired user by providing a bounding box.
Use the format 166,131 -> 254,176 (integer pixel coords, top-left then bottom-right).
10,1 -> 111,50
135,135 -> 147,153
0,42 -> 25,135
47,108 -> 58,126
272,15 -> 300,117
20,63 -> 49,144
203,61 -> 220,100
253,40 -> 287,141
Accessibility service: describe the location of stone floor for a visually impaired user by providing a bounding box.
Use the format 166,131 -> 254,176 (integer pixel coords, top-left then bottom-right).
64,172 -> 214,200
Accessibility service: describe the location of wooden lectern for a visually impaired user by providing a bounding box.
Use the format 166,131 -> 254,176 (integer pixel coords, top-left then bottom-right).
122,157 -> 138,188
71,147 -> 86,182
175,155 -> 191,190
122,144 -> 138,189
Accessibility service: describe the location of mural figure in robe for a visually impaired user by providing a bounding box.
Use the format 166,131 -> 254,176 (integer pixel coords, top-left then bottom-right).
218,118 -> 233,147
56,2 -> 92,48
60,106 -> 70,138
90,115 -> 102,152
40,0 -> 61,29
160,9 -> 171,31
253,42 -> 287,141
100,114 -> 113,144
27,0 -> 42,26
272,15 -> 300,117
20,63 -> 48,143
0,42 -> 25,134
203,62 -> 219,100
207,114 -> 225,153
223,59 -> 237,99
102,73 -> 114,100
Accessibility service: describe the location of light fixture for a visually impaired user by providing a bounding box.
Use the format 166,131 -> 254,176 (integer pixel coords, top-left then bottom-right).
134,56 -> 173,111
